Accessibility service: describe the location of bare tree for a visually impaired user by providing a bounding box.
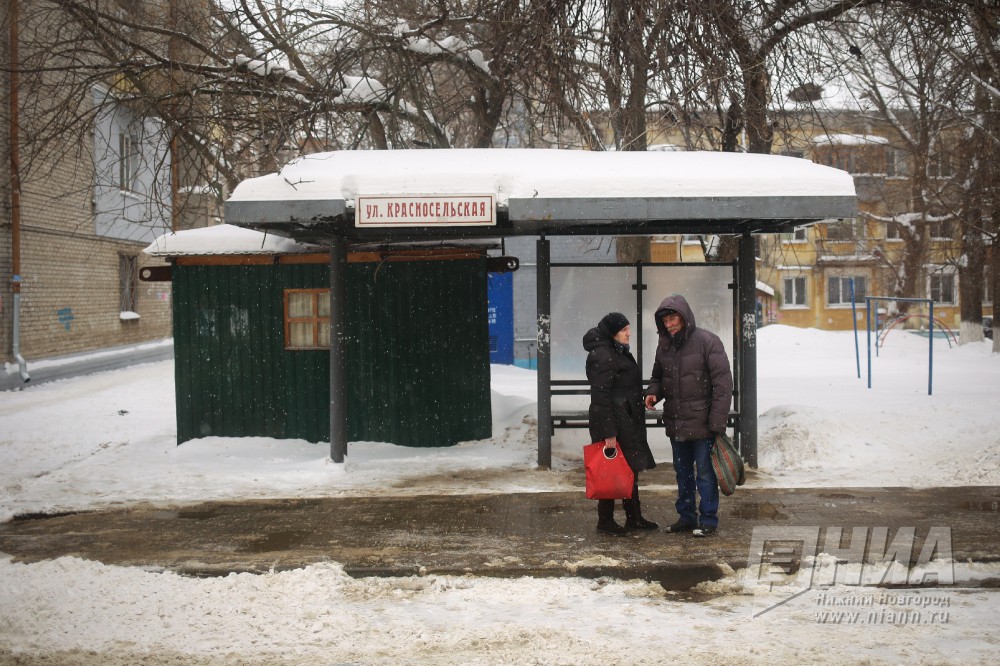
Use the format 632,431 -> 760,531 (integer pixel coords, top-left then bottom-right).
814,8 -> 970,314
682,0 -> 887,262
6,0 -> 562,216
955,1 -> 1000,350
9,0 -> 997,351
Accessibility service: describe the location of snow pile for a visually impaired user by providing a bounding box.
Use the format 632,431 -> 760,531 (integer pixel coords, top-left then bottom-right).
1,553 -> 997,665
144,223 -> 321,256
812,133 -> 890,145
753,326 -> 1000,488
332,75 -> 389,105
2,325 -> 999,664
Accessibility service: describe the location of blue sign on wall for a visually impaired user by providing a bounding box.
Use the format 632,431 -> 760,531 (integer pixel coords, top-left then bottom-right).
487,272 -> 514,365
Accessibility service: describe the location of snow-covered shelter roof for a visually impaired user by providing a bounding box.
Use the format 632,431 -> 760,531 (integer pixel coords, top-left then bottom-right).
144,224 -> 323,256
225,149 -> 856,241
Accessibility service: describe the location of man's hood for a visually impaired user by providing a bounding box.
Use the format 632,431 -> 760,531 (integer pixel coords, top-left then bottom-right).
653,294 -> 696,336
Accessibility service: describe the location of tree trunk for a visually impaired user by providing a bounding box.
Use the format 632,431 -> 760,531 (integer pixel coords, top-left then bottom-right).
714,236 -> 740,263
993,240 -> 1000,353
895,231 -> 924,316
607,0 -> 651,257
958,242 -> 985,344
743,63 -> 773,155
616,236 -> 651,264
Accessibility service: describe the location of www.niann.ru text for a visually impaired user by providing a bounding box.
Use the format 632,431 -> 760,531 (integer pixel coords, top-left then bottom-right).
815,609 -> 950,625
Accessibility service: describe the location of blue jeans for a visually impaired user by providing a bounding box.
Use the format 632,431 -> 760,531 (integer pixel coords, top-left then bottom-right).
670,437 -> 719,528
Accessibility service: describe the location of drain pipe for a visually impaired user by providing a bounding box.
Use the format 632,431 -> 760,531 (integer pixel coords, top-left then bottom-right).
12,293 -> 29,382
9,0 -> 29,382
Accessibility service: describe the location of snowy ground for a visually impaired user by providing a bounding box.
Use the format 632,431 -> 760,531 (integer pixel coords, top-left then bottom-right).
1,325 -> 999,665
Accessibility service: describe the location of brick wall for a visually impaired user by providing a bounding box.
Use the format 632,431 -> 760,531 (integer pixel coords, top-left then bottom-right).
1,3 -> 177,364
12,144 -> 173,361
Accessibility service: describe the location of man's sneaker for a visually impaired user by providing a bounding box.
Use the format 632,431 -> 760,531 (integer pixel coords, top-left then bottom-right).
692,525 -> 717,537
663,520 -> 697,534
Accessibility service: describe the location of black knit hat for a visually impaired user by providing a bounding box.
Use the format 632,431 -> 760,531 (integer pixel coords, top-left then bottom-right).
599,312 -> 630,337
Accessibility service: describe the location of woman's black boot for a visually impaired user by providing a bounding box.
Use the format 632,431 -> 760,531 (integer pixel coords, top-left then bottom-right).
623,498 -> 659,530
597,499 -> 628,536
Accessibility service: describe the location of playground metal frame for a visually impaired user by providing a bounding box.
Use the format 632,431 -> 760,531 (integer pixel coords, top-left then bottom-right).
862,296 -> 937,395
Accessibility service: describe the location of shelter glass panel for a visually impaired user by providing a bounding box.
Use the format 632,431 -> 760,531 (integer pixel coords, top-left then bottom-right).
549,264 -> 733,413
551,266 -> 637,386
640,266 -> 734,371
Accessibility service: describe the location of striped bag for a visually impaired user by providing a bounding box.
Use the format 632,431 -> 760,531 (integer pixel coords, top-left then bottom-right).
712,433 -> 746,496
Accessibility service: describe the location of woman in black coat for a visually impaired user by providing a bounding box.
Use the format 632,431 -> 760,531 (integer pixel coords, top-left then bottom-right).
583,312 -> 658,536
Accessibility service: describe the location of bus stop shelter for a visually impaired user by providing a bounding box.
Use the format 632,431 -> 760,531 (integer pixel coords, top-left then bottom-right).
224,149 -> 857,467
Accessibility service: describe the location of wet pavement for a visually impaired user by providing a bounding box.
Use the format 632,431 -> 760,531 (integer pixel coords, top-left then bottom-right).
2,486 -> 999,590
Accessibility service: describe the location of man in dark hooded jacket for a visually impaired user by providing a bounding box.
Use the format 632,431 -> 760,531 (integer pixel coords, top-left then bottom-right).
644,294 -> 733,537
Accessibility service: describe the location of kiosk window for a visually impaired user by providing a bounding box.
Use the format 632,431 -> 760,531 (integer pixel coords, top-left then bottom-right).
284,289 -> 330,349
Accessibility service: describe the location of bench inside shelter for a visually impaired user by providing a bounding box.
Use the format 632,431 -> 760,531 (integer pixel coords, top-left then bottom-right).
548,379 -> 741,448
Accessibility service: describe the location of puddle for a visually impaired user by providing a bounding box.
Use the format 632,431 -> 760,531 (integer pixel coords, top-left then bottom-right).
11,510 -> 86,522
731,502 -> 788,520
960,501 -> 1000,512
177,509 -> 220,521
240,530 -> 309,553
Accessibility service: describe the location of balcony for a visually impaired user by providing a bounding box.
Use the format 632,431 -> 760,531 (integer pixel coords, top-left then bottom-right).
815,236 -> 879,264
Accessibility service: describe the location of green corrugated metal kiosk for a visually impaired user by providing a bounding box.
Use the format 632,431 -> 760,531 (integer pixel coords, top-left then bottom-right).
145,225 -> 497,447
219,148 -> 857,467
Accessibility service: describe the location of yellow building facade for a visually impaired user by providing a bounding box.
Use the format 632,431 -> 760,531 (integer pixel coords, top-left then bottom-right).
604,109 -> 994,334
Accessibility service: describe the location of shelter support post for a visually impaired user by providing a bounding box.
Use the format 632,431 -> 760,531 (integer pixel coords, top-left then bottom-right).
737,232 -> 758,468
537,236 -> 552,469
329,238 -> 348,463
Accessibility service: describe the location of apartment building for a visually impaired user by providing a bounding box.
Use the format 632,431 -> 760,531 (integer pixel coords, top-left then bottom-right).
1,1 -> 222,377
587,106 -> 993,334
759,124 -> 991,333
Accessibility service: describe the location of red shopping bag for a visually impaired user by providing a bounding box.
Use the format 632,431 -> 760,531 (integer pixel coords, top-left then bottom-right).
583,442 -> 635,500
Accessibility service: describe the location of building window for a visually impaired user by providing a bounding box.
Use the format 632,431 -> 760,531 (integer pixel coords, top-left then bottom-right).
886,220 -> 903,240
886,149 -> 910,178
783,276 -> 807,308
928,219 -> 953,240
828,275 -> 867,306
826,218 -> 862,242
929,274 -> 956,304
822,150 -> 855,173
118,131 -> 139,192
284,289 -> 330,349
119,254 -> 139,314
782,227 -> 807,242
985,274 -> 993,305
928,153 -> 954,179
